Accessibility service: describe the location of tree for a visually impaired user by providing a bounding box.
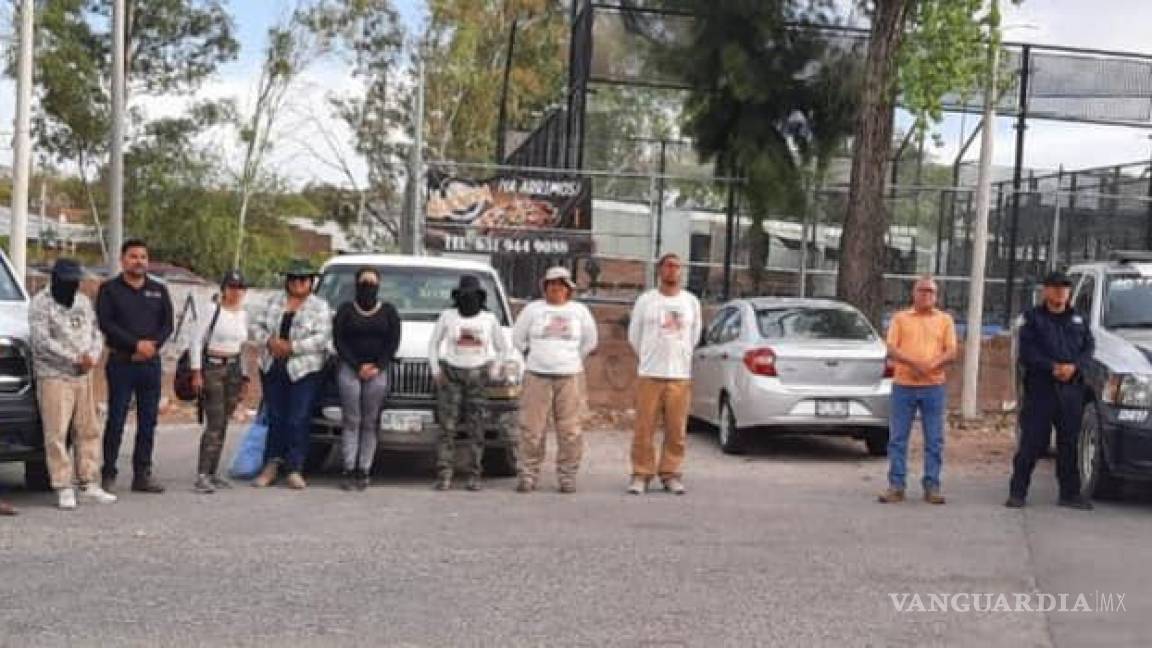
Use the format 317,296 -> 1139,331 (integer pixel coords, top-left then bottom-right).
28,0 -> 239,262
838,0 -> 1016,324
664,0 -> 861,293
421,0 -> 568,163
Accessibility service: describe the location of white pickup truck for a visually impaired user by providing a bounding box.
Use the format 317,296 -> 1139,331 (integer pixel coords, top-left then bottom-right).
309,254 -> 523,475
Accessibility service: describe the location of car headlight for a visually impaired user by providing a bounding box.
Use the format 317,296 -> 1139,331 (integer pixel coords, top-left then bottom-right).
1103,374 -> 1152,409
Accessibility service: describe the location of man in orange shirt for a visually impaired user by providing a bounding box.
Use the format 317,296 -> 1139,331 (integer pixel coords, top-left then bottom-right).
878,276 -> 958,505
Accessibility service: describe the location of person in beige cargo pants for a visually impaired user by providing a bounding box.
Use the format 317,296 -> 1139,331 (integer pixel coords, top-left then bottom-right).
513,267 -> 598,494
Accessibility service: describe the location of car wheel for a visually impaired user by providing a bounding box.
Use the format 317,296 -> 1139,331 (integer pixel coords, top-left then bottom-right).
484,444 -> 519,477
24,459 -> 51,492
865,429 -> 889,457
304,442 -> 336,474
718,397 -> 746,455
687,415 -> 712,434
1080,402 -> 1122,500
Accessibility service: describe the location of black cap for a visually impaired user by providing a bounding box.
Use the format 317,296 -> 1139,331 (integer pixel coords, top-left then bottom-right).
51,258 -> 84,282
1042,271 -> 1073,287
221,269 -> 246,288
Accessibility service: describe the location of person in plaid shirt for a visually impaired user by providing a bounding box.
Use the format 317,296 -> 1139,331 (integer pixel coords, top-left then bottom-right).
248,260 -> 332,490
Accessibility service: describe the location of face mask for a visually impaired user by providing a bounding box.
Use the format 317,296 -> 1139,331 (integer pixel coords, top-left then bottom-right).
51,278 -> 80,308
456,291 -> 483,317
355,281 -> 379,310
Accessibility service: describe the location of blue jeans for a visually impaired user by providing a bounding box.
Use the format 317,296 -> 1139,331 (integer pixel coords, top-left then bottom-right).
261,364 -> 322,472
102,359 -> 163,479
887,384 -> 947,491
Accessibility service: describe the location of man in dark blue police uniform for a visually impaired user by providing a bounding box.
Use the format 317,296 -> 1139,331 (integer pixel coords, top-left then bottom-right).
1007,271 -> 1095,510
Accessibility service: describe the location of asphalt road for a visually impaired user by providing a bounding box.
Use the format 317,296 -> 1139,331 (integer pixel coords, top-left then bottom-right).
1,424 -> 1150,647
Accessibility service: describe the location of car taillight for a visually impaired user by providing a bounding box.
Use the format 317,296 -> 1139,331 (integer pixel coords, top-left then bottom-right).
744,348 -> 777,377
884,359 -> 895,379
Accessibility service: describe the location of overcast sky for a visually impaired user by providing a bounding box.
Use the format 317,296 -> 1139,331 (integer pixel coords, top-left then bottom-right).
3,0 -> 1152,184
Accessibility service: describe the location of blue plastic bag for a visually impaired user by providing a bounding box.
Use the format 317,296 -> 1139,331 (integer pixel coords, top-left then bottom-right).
229,405 -> 269,480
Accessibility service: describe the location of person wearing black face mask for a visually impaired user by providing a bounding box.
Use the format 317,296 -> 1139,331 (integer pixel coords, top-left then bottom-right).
28,258 -> 117,510
427,275 -> 510,491
332,267 -> 402,490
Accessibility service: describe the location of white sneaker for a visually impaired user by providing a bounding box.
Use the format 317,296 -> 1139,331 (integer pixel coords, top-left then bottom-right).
79,485 -> 118,504
57,488 -> 77,510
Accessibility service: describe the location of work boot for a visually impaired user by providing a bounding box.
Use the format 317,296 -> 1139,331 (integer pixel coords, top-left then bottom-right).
877,488 -> 905,503
208,475 -> 232,490
340,471 -> 356,492
466,475 -> 482,492
558,479 -> 576,494
57,488 -> 77,511
1058,495 -> 1094,511
663,477 -> 687,496
515,478 -> 535,494
284,472 -> 307,490
101,476 -> 117,494
435,472 -> 452,491
132,473 -> 165,494
355,470 -> 370,492
193,474 -> 216,494
1004,496 -> 1026,509
0,500 -> 16,516
627,476 -> 649,495
78,483 -> 117,504
923,488 -> 946,505
251,462 -> 280,488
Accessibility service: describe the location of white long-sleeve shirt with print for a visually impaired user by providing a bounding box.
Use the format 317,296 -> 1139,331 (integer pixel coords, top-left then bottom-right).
512,300 -> 598,376
428,309 -> 509,376
628,288 -> 702,380
28,289 -> 104,380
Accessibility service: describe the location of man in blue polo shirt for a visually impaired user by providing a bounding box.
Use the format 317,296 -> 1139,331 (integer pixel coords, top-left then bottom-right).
97,239 -> 174,494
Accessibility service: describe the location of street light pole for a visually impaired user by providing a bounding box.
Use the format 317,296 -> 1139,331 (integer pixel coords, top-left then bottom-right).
109,0 -> 126,269
495,16 -> 520,163
9,0 -> 34,284
960,1 -> 1001,420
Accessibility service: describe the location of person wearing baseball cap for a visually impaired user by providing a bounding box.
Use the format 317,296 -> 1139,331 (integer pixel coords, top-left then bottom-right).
190,270 -> 251,494
1007,270 -> 1095,510
511,266 -> 598,494
28,258 -> 116,510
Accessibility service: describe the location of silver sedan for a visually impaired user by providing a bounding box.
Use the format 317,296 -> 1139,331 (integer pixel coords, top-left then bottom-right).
690,298 -> 892,455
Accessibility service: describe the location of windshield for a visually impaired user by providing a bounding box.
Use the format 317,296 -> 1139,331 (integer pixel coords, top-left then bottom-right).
0,259 -> 22,301
756,307 -> 877,341
1104,275 -> 1152,329
315,265 -> 508,325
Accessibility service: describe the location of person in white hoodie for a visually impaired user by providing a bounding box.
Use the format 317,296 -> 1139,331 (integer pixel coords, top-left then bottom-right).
512,266 -> 598,494
627,253 -> 701,496
429,275 -> 509,491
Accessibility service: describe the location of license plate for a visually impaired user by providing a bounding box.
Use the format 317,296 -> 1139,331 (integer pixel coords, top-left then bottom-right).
816,400 -> 850,418
380,410 -> 430,432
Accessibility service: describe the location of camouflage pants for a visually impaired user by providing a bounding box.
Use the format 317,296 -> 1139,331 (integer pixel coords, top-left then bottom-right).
197,362 -> 245,476
436,363 -> 491,478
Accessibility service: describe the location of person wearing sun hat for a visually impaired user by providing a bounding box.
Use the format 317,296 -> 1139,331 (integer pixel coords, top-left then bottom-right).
428,274 -> 510,491
511,266 -> 598,494
248,259 -> 332,490
190,269 -> 252,494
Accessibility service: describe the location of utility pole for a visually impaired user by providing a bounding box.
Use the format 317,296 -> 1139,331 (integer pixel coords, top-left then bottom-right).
961,1 -> 1001,420
9,0 -> 34,284
109,0 -> 127,269
407,55 -> 426,255
495,17 -> 519,164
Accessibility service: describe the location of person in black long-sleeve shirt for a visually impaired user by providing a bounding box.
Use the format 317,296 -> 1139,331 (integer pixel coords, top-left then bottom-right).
96,239 -> 175,494
333,267 -> 402,490
1007,271 -> 1096,511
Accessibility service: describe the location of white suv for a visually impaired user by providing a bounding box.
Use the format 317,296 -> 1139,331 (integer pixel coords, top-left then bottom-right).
310,255 -> 523,475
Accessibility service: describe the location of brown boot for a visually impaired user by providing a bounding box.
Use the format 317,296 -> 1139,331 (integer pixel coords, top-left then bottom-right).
251,462 -> 280,488
515,477 -> 535,493
284,472 -> 307,490
923,489 -> 946,505
877,488 -> 905,503
131,473 -> 166,494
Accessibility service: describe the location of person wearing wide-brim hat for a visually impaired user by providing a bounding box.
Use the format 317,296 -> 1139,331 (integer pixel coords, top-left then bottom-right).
190,270 -> 252,494
1007,270 -> 1096,510
248,259 -> 332,490
428,274 -> 510,491
511,266 -> 598,494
